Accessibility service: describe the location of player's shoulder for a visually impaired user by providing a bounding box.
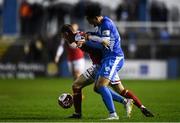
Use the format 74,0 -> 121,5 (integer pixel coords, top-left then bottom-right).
103,16 -> 113,23
102,16 -> 113,27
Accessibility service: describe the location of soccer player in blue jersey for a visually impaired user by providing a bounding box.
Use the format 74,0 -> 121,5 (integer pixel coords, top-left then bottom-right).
84,3 -> 154,119
83,3 -> 126,120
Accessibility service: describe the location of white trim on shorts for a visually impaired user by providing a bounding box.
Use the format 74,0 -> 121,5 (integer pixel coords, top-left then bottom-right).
110,73 -> 121,85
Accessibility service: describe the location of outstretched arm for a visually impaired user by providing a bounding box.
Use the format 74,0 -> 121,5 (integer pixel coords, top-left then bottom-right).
54,40 -> 65,63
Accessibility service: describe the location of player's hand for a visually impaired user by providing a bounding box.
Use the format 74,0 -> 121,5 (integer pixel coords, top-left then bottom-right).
84,33 -> 90,40
102,40 -> 110,49
76,39 -> 85,48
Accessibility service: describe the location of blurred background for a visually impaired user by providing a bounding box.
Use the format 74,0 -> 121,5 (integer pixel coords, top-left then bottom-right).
0,0 -> 180,79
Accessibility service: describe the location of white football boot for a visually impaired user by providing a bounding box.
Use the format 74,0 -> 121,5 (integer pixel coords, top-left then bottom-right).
125,99 -> 134,118
104,112 -> 119,120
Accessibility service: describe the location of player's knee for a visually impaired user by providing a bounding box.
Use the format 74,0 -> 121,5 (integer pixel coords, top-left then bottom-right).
120,89 -> 128,96
94,82 -> 105,93
112,83 -> 124,94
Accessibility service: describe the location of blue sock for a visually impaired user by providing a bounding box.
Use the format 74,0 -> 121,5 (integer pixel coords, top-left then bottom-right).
108,88 -> 125,104
97,86 -> 115,113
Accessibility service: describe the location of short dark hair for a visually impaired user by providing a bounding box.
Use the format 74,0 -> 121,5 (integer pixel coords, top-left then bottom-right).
85,3 -> 102,18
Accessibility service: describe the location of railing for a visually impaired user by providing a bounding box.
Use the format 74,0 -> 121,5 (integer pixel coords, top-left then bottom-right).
115,21 -> 180,59
115,21 -> 180,34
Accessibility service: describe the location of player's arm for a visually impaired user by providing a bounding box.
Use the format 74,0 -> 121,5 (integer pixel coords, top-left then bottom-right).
83,40 -> 104,50
74,32 -> 104,49
75,33 -> 110,49
88,35 -> 110,49
74,31 -> 107,50
85,22 -> 111,48
85,33 -> 110,49
54,40 -> 65,63
80,41 -> 103,58
75,30 -> 109,46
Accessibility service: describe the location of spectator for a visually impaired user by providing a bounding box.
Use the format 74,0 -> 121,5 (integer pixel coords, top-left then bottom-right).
115,0 -> 139,21
149,1 -> 168,22
19,0 -> 32,36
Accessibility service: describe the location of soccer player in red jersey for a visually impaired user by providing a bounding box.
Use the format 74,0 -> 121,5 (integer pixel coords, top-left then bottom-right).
55,23 -> 85,79
60,24 -> 154,119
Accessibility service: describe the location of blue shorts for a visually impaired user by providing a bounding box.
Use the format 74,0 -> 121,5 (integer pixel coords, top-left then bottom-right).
96,56 -> 124,82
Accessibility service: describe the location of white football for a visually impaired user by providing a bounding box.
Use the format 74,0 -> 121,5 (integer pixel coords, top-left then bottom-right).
58,93 -> 73,109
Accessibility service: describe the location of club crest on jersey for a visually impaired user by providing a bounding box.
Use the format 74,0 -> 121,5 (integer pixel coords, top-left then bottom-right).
105,66 -> 110,72
102,30 -> 110,36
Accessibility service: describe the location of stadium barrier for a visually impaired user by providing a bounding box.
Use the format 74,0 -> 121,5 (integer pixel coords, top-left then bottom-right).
119,60 -> 167,79
0,59 -> 178,79
0,62 -> 46,79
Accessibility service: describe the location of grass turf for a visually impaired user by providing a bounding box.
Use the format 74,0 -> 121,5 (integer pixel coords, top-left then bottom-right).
0,78 -> 180,122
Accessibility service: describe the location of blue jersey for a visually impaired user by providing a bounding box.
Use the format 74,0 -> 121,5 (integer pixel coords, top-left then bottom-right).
95,16 -> 124,59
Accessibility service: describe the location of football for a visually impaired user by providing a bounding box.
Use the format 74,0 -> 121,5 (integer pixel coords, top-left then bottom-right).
58,93 -> 73,109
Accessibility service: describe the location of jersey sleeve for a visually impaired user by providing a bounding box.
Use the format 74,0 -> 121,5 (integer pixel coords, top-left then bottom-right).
85,41 -> 104,50
88,35 -> 104,43
101,20 -> 112,40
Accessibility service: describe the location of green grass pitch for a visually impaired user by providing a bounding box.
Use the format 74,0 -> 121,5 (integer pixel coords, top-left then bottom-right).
0,78 -> 180,122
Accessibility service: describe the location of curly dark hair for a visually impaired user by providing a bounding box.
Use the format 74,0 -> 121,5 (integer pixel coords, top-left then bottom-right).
85,3 -> 102,18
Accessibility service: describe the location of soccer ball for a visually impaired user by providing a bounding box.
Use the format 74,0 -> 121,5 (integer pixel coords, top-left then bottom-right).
58,93 -> 73,109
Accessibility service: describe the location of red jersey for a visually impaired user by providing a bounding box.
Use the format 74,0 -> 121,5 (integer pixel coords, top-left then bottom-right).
65,44 -> 84,61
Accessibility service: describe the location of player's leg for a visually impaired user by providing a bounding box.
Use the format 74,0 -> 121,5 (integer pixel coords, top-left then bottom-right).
112,83 -> 143,108
120,87 -> 154,117
94,56 -> 124,119
69,66 -> 95,118
111,77 -> 154,117
93,66 -> 127,106
108,73 -> 133,118
95,79 -> 133,119
95,77 -> 119,120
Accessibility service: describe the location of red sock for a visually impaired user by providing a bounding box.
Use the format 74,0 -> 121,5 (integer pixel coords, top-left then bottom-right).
121,89 -> 142,108
73,88 -> 82,114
